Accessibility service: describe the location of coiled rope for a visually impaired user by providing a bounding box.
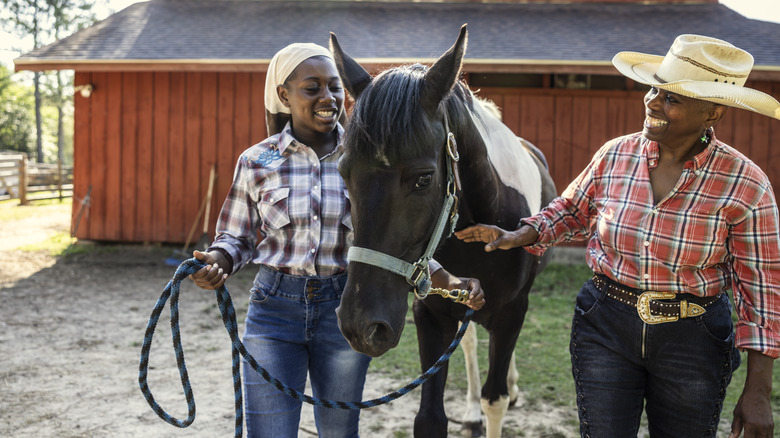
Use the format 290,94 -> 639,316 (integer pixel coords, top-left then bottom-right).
139,258 -> 474,437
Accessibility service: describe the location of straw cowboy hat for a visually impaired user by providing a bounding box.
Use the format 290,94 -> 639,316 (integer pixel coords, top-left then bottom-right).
612,34 -> 780,120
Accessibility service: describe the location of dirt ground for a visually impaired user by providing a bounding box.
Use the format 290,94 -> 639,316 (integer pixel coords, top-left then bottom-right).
0,204 -> 578,438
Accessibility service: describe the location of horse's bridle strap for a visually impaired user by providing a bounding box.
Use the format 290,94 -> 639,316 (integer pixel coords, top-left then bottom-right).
347,247 -> 420,280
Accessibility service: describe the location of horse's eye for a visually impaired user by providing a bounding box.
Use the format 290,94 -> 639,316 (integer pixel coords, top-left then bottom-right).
415,174 -> 432,189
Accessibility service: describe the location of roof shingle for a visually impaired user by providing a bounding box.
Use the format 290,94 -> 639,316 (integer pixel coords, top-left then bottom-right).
14,0 -> 780,72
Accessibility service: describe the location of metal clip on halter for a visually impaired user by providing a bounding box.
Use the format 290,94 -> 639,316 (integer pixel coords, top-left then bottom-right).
409,260 -> 432,300
428,287 -> 470,304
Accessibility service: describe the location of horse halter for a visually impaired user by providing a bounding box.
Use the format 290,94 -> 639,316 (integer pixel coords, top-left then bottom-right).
347,115 -> 462,301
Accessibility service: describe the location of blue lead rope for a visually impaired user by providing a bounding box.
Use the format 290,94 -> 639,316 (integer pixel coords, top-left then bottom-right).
139,258 -> 474,437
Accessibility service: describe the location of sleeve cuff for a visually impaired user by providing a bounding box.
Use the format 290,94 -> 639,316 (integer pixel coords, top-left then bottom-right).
207,242 -> 241,275
517,217 -> 549,256
736,323 -> 780,359
429,258 -> 443,275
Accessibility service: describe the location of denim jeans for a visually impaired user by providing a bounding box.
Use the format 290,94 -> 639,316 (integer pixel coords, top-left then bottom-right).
242,265 -> 372,438
570,277 -> 741,438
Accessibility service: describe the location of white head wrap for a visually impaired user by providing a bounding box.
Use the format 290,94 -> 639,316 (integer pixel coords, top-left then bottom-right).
264,43 -> 334,115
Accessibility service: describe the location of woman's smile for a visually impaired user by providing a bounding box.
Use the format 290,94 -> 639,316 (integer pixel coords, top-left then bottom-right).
644,115 -> 668,129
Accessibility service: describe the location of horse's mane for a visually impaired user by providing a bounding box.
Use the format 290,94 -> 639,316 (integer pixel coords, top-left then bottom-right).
344,63 -> 476,164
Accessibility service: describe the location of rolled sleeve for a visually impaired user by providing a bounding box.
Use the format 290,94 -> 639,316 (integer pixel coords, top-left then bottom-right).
729,185 -> 780,358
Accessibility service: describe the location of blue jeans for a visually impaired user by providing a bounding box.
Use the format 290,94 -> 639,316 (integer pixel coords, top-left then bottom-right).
570,277 -> 741,438
242,265 -> 372,438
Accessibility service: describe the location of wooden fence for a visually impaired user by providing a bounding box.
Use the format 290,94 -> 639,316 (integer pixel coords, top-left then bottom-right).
0,152 -> 74,204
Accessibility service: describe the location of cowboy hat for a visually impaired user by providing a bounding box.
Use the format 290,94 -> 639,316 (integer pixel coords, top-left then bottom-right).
612,34 -> 780,120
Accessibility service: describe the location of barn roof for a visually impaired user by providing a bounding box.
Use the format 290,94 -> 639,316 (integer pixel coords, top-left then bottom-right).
14,0 -> 780,79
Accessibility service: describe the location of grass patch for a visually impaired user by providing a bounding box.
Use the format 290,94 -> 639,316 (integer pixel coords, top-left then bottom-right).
3,198 -> 97,258
17,230 -> 77,256
0,197 -> 72,221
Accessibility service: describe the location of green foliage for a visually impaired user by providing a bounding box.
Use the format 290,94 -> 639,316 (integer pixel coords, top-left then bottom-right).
18,229 -> 76,255
1,0 -> 96,164
0,64 -> 35,154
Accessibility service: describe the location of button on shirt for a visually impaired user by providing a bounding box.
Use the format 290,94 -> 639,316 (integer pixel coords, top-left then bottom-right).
210,123 -> 352,277
522,132 -> 780,358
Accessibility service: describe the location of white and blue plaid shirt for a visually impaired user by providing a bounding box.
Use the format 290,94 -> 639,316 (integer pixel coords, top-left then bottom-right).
210,123 -> 352,277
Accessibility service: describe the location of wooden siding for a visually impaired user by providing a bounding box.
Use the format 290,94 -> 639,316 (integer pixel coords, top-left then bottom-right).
72,72 -> 780,244
73,71 -> 268,243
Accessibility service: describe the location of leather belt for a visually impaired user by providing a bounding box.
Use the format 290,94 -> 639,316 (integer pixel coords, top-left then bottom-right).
591,274 -> 720,324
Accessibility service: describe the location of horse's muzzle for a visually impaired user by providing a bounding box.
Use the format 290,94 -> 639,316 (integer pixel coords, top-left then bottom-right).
336,305 -> 400,357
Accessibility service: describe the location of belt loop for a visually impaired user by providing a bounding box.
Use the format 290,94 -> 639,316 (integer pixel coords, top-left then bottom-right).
332,274 -> 345,295
272,267 -> 282,294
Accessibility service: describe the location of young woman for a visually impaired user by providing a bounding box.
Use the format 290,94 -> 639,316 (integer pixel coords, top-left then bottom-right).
188,42 -> 484,438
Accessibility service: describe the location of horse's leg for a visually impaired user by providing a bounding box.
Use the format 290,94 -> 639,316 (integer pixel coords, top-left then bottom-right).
413,300 -> 456,438
481,329 -> 521,438
481,285 -> 528,438
460,322 -> 483,437
507,347 -> 519,407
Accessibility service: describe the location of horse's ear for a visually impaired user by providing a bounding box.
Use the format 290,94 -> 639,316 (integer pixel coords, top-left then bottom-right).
421,24 -> 468,114
330,32 -> 372,99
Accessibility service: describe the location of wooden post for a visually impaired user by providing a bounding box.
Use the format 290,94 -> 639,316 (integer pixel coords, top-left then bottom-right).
18,154 -> 28,206
57,159 -> 63,202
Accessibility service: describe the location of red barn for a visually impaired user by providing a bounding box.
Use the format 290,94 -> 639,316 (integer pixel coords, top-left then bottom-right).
14,0 -> 780,244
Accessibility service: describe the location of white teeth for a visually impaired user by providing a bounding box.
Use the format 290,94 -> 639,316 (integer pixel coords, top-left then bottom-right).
316,110 -> 335,118
645,116 -> 667,128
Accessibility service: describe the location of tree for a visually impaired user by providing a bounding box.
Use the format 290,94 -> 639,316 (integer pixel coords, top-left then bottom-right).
1,0 -> 49,163
48,0 -> 96,164
0,64 -> 35,155
1,0 -> 96,163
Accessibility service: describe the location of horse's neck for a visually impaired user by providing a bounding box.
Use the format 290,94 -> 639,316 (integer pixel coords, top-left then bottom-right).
452,105 -> 543,222
452,117 -> 503,224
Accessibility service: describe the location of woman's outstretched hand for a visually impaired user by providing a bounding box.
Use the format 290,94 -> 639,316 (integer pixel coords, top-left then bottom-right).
455,224 -> 539,252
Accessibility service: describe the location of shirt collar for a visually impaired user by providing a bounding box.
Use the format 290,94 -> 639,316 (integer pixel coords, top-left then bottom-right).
642,130 -> 719,171
277,122 -> 345,157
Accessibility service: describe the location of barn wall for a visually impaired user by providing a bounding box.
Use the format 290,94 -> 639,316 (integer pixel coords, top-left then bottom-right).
72,71 -> 780,244
73,71 -> 268,243
477,81 -> 780,198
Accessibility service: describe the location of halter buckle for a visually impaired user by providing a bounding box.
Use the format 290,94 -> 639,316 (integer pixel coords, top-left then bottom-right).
447,133 -> 459,161
408,261 -> 431,299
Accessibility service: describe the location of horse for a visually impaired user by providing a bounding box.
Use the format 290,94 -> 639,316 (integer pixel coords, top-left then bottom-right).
331,25 -> 557,438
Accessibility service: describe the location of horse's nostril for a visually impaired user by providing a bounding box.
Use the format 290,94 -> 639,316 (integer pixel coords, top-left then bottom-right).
365,321 -> 393,349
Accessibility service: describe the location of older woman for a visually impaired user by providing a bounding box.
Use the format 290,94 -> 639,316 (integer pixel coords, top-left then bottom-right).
456,35 -> 779,438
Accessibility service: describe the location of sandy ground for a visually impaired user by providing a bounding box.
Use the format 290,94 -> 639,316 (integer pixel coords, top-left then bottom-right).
0,204 -> 579,438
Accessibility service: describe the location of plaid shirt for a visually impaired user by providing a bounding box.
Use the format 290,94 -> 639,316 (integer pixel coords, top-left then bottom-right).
524,132 -> 780,358
210,123 -> 352,277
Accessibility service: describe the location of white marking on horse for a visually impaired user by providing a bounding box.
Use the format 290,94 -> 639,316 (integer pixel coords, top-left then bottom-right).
469,96 -> 542,215
460,323 -> 482,427
481,394 -> 511,438
460,322 -> 520,436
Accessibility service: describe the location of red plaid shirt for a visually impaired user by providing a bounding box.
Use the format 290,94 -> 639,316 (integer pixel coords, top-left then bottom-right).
524,132 -> 780,358
210,123 -> 352,277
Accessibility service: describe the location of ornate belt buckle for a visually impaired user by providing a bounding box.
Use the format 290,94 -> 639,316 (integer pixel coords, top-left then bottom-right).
637,291 -> 678,324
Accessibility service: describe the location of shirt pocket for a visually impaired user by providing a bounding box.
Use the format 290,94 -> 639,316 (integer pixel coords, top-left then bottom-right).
259,187 -> 291,230
341,189 -> 353,231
